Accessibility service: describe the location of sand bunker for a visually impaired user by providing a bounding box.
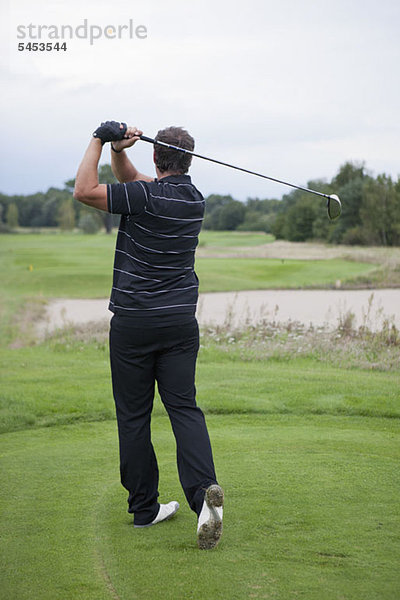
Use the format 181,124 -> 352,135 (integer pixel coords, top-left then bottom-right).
38,289 -> 400,335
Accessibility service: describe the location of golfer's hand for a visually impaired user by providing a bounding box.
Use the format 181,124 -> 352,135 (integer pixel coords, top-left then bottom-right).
112,127 -> 143,152
93,121 -> 127,145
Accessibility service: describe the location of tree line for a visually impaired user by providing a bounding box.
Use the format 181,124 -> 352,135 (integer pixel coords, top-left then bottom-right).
1,161 -> 399,245
0,165 -> 119,235
204,162 -> 400,246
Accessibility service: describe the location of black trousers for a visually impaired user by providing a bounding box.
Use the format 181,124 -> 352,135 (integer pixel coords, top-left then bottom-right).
109,315 -> 218,526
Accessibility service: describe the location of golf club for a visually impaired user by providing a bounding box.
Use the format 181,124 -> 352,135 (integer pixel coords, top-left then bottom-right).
139,134 -> 342,221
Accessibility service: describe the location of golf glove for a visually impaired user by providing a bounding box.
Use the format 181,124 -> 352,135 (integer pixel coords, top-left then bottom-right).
93,121 -> 127,145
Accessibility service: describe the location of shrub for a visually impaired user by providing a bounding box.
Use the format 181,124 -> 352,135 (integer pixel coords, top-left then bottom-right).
341,226 -> 369,246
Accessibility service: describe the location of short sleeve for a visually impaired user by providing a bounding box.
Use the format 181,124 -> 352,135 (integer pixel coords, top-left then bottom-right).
107,181 -> 148,216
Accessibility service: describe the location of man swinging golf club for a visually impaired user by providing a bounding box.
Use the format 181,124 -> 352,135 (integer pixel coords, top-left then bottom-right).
74,120 -> 223,550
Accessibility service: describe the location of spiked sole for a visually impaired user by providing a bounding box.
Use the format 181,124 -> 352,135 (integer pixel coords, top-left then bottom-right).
197,485 -> 224,550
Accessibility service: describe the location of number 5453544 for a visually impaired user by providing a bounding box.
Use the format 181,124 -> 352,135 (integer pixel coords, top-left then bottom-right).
18,42 -> 67,51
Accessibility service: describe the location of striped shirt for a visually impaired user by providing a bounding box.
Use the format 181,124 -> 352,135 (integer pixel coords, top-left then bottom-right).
107,174 -> 204,324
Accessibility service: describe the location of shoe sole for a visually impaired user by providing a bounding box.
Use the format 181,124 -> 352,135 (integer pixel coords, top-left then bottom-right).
197,485 -> 224,550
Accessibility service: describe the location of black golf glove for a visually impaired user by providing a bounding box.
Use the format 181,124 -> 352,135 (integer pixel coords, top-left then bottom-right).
93,121 -> 127,145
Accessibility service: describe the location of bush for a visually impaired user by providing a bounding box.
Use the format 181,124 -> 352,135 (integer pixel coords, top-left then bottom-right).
236,211 -> 272,233
341,226 -> 369,246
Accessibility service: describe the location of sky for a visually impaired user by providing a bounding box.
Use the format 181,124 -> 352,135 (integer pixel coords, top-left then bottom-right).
1,0 -> 399,200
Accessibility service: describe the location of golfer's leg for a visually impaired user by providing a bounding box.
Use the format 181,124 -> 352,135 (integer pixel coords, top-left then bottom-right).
109,316 -> 159,526
156,319 -> 218,516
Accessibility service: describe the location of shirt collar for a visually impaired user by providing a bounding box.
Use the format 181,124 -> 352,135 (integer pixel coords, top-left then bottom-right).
155,174 -> 192,184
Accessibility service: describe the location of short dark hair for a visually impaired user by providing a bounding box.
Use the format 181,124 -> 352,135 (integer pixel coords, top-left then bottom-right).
154,126 -> 195,174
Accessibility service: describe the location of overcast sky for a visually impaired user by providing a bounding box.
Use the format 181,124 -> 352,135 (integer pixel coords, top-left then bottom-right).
1,0 -> 399,200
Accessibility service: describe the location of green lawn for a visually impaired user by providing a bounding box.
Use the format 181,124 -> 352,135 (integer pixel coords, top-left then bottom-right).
0,233 -> 115,298
0,233 -> 374,299
195,257 -> 373,292
199,229 -> 274,247
1,231 -> 399,599
1,343 -> 400,434
1,413 -> 399,600
1,342 -> 400,598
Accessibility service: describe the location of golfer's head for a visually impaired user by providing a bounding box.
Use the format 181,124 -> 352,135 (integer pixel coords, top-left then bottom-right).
154,126 -> 194,175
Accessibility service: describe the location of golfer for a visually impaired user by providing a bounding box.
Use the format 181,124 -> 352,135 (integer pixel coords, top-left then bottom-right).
74,121 -> 223,549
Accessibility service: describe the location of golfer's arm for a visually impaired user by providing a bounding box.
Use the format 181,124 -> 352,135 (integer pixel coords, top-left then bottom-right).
73,138 -> 107,211
111,150 -> 153,183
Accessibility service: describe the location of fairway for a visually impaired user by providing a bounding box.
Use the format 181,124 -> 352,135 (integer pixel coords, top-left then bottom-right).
0,233 -> 375,300
195,257 -> 373,292
199,229 -> 274,248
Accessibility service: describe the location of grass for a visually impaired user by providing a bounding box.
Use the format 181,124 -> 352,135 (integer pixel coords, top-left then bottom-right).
1,341 -> 400,434
0,233 -> 115,298
0,233 -> 116,344
1,337 -> 400,598
0,233 -> 376,345
0,233 -> 374,298
99,415 -> 400,600
199,229 -> 274,248
1,415 -> 399,600
1,230 -> 400,598
200,305 -> 400,371
195,257 -> 374,292
0,232 -> 374,346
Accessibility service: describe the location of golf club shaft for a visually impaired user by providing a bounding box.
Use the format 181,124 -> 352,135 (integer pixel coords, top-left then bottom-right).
139,135 -> 332,200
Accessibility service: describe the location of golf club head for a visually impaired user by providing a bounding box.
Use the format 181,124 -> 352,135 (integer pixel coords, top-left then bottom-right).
327,194 -> 341,221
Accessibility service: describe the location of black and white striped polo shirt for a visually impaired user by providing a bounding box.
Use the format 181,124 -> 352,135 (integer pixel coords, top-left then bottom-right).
107,174 -> 204,324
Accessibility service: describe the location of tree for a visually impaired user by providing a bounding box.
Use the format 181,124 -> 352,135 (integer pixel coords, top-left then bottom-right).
203,205 -> 223,230
328,176 -> 367,243
64,179 -> 75,193
6,203 -> 19,229
203,195 -> 246,230
204,195 -> 236,229
284,195 -> 318,242
99,164 -> 118,233
217,200 -> 246,230
394,177 -> 400,244
240,197 -> 281,231
79,213 -> 101,234
9,193 -> 45,227
332,161 -> 366,188
245,197 -> 281,214
57,198 -> 75,230
68,164 -> 118,234
270,212 -> 286,239
237,210 -> 272,232
0,204 -> 7,232
41,197 -> 64,228
360,174 -> 400,246
0,160 -> 399,246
